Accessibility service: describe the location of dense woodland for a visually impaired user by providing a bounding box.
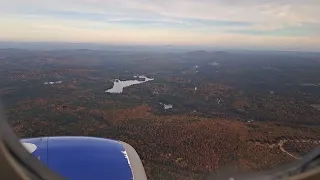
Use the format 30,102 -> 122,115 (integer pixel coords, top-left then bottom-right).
1,49 -> 320,179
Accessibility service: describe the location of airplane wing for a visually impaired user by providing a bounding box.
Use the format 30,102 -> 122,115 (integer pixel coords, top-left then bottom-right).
21,137 -> 146,180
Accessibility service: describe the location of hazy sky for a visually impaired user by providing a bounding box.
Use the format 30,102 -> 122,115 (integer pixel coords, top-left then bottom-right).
1,0 -> 320,51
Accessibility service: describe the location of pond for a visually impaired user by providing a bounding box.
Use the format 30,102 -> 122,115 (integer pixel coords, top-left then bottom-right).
160,102 -> 173,110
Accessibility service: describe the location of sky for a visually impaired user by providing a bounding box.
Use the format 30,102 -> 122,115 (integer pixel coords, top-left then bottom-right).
0,0 -> 320,51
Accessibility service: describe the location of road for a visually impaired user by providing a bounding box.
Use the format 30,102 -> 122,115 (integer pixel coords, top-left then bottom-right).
278,140 -> 299,160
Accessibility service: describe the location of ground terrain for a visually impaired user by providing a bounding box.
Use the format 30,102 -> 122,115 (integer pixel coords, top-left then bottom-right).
1,48 -> 320,179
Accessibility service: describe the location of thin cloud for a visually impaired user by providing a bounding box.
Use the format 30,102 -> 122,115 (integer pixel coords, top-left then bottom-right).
0,0 -> 320,50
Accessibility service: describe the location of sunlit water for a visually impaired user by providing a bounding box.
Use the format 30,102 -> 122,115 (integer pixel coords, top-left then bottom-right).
160,103 -> 173,110
105,75 -> 154,93
209,62 -> 219,66
300,83 -> 320,87
44,81 -> 62,85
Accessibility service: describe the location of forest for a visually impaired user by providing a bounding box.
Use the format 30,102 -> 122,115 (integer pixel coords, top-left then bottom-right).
1,48 -> 320,179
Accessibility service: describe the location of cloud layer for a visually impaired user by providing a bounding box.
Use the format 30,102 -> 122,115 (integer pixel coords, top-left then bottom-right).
1,0 -> 320,51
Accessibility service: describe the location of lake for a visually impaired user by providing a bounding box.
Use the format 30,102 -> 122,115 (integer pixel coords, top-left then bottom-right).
44,81 -> 62,85
105,75 -> 154,93
209,62 -> 219,66
160,103 -> 173,110
300,83 -> 320,87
